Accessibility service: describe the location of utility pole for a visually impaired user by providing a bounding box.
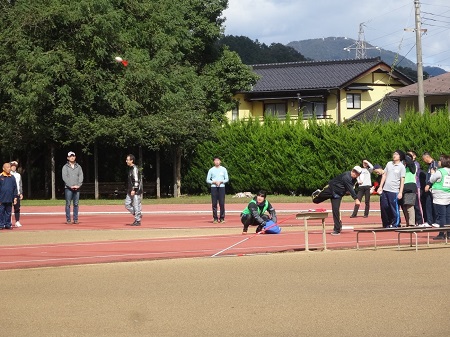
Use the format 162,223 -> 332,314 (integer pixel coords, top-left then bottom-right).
414,0 -> 425,114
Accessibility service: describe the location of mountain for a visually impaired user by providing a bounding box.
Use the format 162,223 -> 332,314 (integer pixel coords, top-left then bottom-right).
287,37 -> 446,76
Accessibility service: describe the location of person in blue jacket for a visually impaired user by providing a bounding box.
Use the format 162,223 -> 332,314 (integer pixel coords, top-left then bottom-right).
0,162 -> 18,230
206,156 -> 229,223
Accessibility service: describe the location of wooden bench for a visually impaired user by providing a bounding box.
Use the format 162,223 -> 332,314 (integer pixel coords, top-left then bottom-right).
296,211 -> 329,252
80,182 -> 127,198
354,227 -> 416,250
396,226 -> 450,252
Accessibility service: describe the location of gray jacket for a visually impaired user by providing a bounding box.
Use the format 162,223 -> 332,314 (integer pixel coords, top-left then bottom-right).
62,162 -> 84,189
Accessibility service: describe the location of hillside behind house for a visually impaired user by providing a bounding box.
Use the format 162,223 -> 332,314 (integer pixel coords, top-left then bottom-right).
287,37 -> 446,77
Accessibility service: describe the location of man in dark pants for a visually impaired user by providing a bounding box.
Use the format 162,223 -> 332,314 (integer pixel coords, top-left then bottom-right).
312,166 -> 362,235
206,157 -> 229,223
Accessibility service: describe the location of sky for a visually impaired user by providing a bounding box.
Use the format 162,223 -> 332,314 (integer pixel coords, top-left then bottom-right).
222,0 -> 450,71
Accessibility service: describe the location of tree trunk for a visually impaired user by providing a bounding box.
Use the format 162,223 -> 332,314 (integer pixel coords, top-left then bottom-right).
173,147 -> 181,197
51,144 -> 56,200
94,142 -> 99,200
156,151 -> 161,199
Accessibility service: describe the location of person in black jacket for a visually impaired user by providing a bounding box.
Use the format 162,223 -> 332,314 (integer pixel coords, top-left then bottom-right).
125,154 -> 143,226
312,166 -> 362,235
240,190 -> 277,234
0,162 -> 18,230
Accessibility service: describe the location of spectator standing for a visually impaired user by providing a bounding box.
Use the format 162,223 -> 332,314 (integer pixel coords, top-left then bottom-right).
407,150 -> 424,225
378,150 -> 406,228
398,154 -> 417,227
125,154 -> 143,226
312,166 -> 362,235
0,163 -> 18,230
350,159 -> 374,218
241,190 -> 277,234
10,161 -> 23,227
422,152 -> 439,227
429,154 -> 450,240
370,164 -> 384,194
62,151 -> 83,224
206,156 -> 229,223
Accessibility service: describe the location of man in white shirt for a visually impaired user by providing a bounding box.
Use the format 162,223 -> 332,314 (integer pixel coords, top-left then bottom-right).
10,161 -> 23,227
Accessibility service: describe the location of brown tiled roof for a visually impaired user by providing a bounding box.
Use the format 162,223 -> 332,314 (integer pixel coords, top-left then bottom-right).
389,72 -> 450,98
246,57 -> 413,93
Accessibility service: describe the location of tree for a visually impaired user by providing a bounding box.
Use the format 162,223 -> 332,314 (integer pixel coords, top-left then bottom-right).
0,0 -> 257,197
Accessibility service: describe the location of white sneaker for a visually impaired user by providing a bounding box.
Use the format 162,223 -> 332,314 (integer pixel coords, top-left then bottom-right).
311,189 -> 322,198
418,223 -> 431,227
15,221 -> 22,227
431,223 -> 440,228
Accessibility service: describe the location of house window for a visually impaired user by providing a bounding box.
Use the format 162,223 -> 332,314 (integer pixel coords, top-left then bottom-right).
231,102 -> 239,121
301,101 -> 326,119
431,104 -> 446,113
346,93 -> 361,109
264,103 -> 286,119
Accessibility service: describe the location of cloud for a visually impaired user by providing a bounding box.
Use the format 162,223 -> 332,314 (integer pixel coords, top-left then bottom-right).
223,0 -> 450,70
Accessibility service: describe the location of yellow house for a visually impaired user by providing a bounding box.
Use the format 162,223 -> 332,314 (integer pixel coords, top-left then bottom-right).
389,71 -> 450,114
228,57 -> 414,124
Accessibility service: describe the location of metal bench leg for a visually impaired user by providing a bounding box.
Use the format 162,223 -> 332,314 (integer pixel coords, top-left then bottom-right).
373,231 -> 377,250
414,232 -> 418,252
322,219 -> 327,251
304,218 -> 309,252
398,232 -> 401,250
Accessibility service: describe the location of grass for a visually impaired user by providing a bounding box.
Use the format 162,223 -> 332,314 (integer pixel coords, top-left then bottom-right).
21,194 -> 380,206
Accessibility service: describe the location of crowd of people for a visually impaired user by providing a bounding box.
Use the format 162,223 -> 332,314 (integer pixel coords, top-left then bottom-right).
312,150 -> 450,240
2,150 -> 450,241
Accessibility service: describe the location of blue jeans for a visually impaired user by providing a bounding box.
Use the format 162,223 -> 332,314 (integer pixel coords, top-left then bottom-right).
65,188 -> 80,222
434,203 -> 450,236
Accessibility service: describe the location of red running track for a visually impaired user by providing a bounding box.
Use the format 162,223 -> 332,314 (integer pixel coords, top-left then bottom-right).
0,203 -> 440,270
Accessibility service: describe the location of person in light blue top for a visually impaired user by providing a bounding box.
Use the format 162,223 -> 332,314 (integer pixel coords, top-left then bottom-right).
206,156 -> 229,223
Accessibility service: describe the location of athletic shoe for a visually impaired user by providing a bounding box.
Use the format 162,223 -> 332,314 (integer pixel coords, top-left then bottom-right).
213,220 -> 218,224
220,220 -> 225,224
418,223 -> 431,227
15,221 -> 22,227
73,220 -> 79,224
131,221 -> 141,226
66,220 -> 72,224
431,223 -> 440,228
330,231 -> 340,236
4,226 -> 12,230
311,189 -> 321,199
433,234 -> 445,240
349,215 -> 357,218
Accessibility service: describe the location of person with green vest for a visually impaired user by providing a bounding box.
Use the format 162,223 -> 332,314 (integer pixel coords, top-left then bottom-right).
240,190 -> 277,234
429,154 -> 450,240
398,153 -> 417,227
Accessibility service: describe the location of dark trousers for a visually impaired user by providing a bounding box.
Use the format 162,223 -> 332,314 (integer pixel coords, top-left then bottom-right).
241,213 -> 268,233
422,191 -> 436,225
0,202 -> 13,229
414,187 -> 424,225
351,185 -> 371,217
211,187 -> 225,221
380,191 -> 400,228
313,186 -> 342,232
13,196 -> 20,222
434,203 -> 450,237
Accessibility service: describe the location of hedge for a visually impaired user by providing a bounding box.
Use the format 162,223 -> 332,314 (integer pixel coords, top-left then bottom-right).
182,111 -> 450,195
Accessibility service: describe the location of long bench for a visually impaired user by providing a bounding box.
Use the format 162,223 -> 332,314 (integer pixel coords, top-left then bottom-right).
396,226 -> 450,252
354,227 -> 416,250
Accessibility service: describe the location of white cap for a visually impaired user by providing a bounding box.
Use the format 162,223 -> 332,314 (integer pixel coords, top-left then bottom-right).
68,151 -> 76,157
352,166 -> 363,174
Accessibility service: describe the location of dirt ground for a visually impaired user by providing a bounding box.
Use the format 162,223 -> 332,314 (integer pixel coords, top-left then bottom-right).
1,248 -> 449,337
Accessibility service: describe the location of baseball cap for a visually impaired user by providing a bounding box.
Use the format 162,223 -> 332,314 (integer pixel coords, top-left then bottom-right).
68,151 -> 76,157
352,165 -> 363,174
10,161 -> 18,166
373,164 -> 382,170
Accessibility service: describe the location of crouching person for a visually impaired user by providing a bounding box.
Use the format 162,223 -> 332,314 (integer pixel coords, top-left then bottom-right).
241,190 -> 277,234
